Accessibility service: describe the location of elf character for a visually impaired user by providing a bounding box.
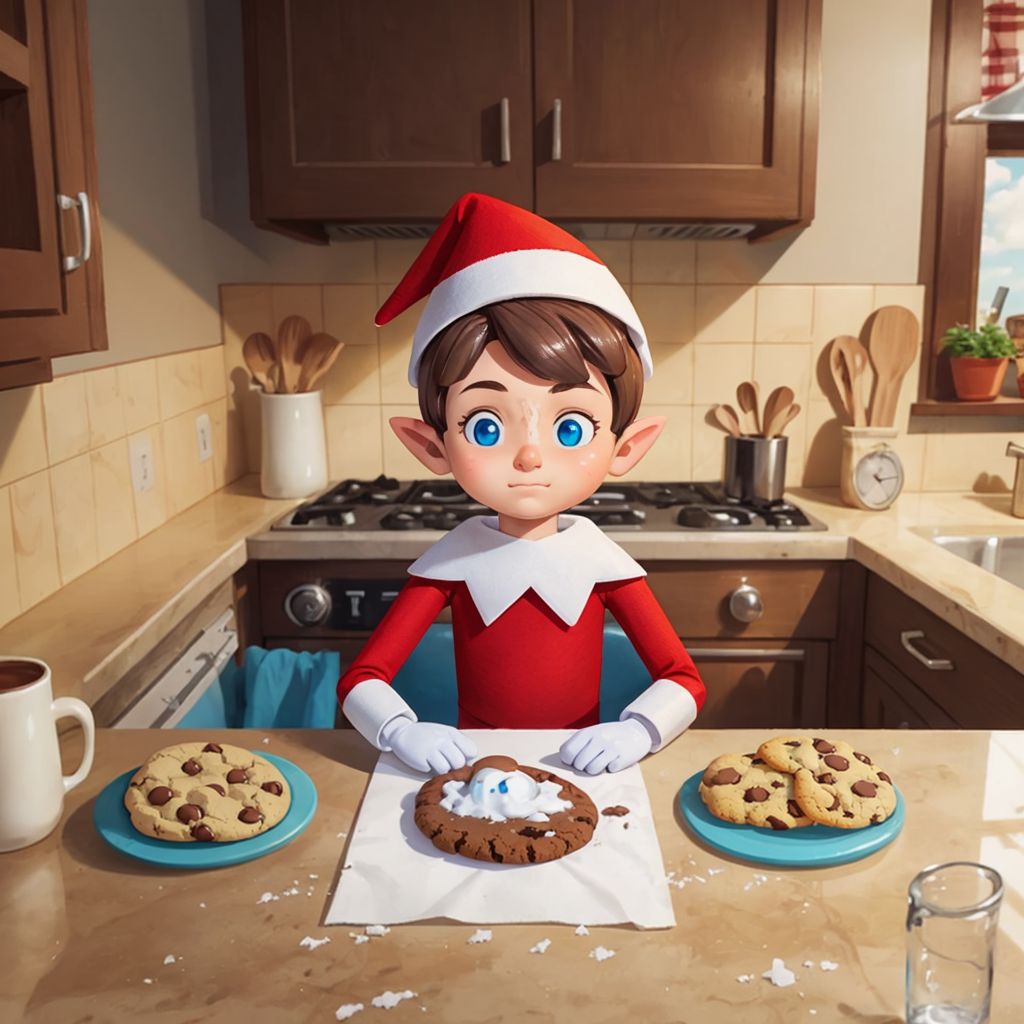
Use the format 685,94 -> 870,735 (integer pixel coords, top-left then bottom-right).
337,193 -> 705,776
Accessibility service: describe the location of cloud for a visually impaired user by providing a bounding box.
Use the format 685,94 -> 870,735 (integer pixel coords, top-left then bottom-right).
987,160 -> 1013,189
983,170 -> 1024,254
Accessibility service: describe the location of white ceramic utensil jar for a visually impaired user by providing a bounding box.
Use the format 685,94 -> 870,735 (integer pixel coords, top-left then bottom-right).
260,390 -> 328,498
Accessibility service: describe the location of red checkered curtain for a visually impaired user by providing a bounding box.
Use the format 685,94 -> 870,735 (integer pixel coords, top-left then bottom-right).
983,2 -> 1024,99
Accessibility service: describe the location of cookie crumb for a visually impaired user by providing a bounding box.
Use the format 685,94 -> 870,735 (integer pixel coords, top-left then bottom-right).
371,990 -> 417,1010
589,946 -> 616,962
601,805 -> 630,817
299,936 -> 331,951
467,929 -> 492,945
574,924 -> 590,936
762,958 -> 796,988
802,960 -> 814,969
365,925 -> 391,937
309,873 -> 319,879
335,1003 -> 364,1021
143,978 -> 153,985
198,902 -> 206,909
530,939 -> 552,954
162,955 -> 176,965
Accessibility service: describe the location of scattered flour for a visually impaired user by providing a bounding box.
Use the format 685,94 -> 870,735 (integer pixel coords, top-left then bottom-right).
820,960 -> 839,972
335,1004 -> 364,1021
574,925 -> 590,936
762,958 -> 796,988
162,955 -> 176,966
337,831 -> 348,839
365,925 -> 391,937
743,873 -> 770,892
736,975 -> 754,984
309,873 -> 319,879
143,978 -> 153,985
467,929 -> 493,945
803,960 -> 814,969
257,892 -> 279,904
589,946 -> 616,963
299,936 -> 331,951
349,933 -> 370,946
707,867 -> 725,877
371,990 -> 417,1010
530,939 -> 552,955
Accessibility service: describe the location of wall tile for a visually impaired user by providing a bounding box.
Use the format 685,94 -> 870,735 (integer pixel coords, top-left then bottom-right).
197,346 -> 227,405
632,240 -> 696,284
208,398 -> 246,490
752,343 -> 812,408
618,404 -> 691,481
322,343 -> 381,406
691,405 -> 728,482
696,240 -> 777,284
378,291 -> 425,404
631,285 -> 696,346
10,470 -> 60,611
325,405 -> 385,479
85,366 -> 126,447
50,454 -> 99,584
0,486 -> 21,628
119,359 -> 160,434
588,241 -> 632,285
873,284 -> 926,325
381,405 -> 436,479
0,387 -> 48,487
695,286 -> 756,343
644,344 -> 693,405
920,424 -> 1014,492
811,285 -> 875,355
755,286 -> 814,343
42,375 -> 91,465
693,343 -> 755,410
129,427 -> 169,537
157,350 -> 203,420
91,438 -> 138,561
163,410 -> 215,515
323,285 -> 379,346
270,285 -> 323,336
899,431 -> 927,493
376,240 -> 427,285
801,399 -> 843,487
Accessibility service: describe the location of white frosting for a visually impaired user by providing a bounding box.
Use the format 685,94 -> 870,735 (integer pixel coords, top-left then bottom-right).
440,767 -> 572,822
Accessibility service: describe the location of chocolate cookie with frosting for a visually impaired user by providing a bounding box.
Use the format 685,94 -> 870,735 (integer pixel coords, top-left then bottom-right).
698,752 -> 812,831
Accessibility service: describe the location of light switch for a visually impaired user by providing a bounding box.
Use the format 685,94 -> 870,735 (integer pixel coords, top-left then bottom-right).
196,413 -> 213,462
128,434 -> 155,493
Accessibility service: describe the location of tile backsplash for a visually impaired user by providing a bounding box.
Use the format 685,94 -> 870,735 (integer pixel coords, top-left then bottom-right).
0,348 -> 244,628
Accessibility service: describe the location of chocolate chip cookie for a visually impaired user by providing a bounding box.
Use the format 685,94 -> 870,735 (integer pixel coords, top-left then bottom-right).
698,752 -> 812,831
124,741 -> 290,843
787,741 -> 896,829
414,755 -> 598,864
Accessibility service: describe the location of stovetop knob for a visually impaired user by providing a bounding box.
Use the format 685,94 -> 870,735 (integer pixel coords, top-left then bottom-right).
285,584 -> 332,627
728,580 -> 763,624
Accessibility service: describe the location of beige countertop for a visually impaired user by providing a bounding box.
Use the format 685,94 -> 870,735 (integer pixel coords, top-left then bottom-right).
2,477 -> 1023,707
3,727 -> 1023,1023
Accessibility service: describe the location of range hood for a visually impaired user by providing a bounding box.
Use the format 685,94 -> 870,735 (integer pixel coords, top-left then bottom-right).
956,75 -> 1024,123
327,222 -> 757,243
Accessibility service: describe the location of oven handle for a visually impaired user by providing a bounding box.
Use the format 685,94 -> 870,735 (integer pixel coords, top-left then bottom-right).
687,647 -> 805,662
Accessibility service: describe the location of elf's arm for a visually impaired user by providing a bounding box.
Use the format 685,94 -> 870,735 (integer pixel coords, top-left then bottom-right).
338,577 -> 476,774
560,577 -> 706,774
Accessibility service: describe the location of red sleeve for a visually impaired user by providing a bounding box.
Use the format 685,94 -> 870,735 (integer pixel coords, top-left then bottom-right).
600,577 -> 706,710
336,577 -> 454,704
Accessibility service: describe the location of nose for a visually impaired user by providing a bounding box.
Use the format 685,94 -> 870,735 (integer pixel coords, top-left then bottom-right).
513,443 -> 543,472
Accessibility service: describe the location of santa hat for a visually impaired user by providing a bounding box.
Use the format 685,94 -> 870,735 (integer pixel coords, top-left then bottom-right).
375,193 -> 652,385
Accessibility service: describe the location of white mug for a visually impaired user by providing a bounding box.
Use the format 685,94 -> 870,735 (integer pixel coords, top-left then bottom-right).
0,657 -> 95,852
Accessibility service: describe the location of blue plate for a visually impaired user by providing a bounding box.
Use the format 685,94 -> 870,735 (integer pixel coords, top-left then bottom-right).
678,770 -> 904,868
93,753 -> 317,869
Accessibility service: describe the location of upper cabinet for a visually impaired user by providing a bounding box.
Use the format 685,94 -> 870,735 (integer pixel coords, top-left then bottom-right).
0,0 -> 107,390
242,0 -> 821,242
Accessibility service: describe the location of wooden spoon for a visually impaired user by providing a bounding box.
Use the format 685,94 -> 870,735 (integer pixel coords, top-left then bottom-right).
297,334 -> 345,392
243,332 -> 276,392
275,315 -> 312,394
830,335 -> 869,426
761,386 -> 795,438
736,380 -> 761,436
769,403 -> 801,437
867,305 -> 919,427
712,403 -> 742,437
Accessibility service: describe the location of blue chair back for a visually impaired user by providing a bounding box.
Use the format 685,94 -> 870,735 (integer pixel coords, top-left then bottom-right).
391,623 -> 652,725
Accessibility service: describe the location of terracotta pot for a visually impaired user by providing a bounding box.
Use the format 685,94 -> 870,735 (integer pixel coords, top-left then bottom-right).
949,356 -> 1009,401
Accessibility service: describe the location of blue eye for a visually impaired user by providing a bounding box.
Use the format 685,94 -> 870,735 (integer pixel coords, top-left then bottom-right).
497,780 -> 509,794
553,413 -> 596,448
464,411 -> 503,447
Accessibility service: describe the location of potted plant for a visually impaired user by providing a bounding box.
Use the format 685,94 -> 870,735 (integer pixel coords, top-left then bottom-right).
941,323 -> 1015,401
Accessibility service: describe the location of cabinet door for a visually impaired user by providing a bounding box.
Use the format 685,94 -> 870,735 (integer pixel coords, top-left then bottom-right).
0,0 -> 62,316
687,640 -> 827,729
243,0 -> 534,224
861,647 -> 957,729
533,0 -> 820,221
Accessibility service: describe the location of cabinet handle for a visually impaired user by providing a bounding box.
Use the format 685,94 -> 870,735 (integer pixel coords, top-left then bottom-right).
499,97 -> 511,163
552,98 -> 562,161
899,630 -> 954,671
687,647 -> 805,663
58,191 -> 92,272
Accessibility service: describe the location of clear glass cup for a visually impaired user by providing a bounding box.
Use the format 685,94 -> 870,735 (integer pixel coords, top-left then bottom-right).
906,861 -> 1004,1024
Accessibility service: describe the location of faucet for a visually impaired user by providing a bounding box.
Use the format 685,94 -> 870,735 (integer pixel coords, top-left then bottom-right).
1008,441 -> 1024,518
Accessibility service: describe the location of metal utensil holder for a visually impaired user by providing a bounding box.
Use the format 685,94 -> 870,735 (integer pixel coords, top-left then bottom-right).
723,436 -> 788,504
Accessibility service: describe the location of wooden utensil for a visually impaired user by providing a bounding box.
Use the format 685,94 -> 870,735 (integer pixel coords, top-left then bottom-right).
830,335 -> 869,426
736,380 -> 761,436
243,332 -> 276,392
761,386 -> 795,438
867,305 -> 919,428
275,315 -> 312,394
297,334 -> 345,392
712,403 -> 742,437
769,402 -> 801,437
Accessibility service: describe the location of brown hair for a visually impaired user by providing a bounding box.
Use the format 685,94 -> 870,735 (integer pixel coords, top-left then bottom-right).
417,298 -> 644,436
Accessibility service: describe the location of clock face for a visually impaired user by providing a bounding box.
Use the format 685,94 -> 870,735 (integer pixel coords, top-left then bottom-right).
854,448 -> 904,509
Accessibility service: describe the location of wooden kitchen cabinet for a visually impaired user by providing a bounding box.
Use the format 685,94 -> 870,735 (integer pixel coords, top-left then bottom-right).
242,0 -> 820,238
0,0 -> 107,390
861,646 -> 957,729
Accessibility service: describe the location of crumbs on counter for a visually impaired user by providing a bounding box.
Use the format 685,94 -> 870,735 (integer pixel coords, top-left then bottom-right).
299,936 -> 331,951
467,929 -> 493,945
589,946 -> 616,962
601,805 -> 630,817
371,990 -> 417,1010
574,924 -> 589,936
530,938 -> 552,954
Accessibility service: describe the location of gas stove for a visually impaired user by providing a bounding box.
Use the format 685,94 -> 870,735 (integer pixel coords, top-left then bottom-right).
272,475 -> 825,532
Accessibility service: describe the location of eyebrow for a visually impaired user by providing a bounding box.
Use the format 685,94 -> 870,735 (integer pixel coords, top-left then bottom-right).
549,381 -> 598,394
458,380 -> 508,394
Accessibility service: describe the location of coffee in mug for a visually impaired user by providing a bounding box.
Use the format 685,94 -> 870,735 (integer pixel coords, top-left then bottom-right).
0,657 -> 95,852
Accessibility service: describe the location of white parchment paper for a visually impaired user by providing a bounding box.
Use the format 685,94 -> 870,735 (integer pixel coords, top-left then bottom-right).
325,730 -> 675,929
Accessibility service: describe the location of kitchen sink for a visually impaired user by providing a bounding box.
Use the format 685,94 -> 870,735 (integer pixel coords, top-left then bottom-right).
926,534 -> 1024,589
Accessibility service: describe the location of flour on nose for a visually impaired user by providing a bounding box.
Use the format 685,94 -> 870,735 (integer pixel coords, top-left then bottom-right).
520,399 -> 540,444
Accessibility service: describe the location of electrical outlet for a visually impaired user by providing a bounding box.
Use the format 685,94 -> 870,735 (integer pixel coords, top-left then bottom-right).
128,434 -> 155,494
196,413 -> 213,463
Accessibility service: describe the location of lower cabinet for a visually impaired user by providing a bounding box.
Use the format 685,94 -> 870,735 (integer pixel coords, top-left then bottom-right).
861,647 -> 957,729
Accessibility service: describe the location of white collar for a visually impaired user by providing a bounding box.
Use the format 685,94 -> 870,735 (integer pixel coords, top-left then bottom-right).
407,514 -> 645,627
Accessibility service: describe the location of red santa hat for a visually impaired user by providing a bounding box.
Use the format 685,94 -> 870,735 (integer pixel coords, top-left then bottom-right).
375,193 -> 653,385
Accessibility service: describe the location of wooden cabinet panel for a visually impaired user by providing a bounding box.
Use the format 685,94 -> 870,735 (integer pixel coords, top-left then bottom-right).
864,575 -> 1024,728
243,0 -> 534,226
533,0 -> 819,222
644,561 -> 840,640
861,646 -> 956,730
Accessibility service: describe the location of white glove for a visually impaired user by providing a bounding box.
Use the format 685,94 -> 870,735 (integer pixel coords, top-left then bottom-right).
559,717 -> 654,775
380,717 -> 478,775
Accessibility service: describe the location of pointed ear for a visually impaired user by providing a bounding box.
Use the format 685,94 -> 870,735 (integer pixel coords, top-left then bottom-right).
607,416 -> 666,477
389,417 -> 451,475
